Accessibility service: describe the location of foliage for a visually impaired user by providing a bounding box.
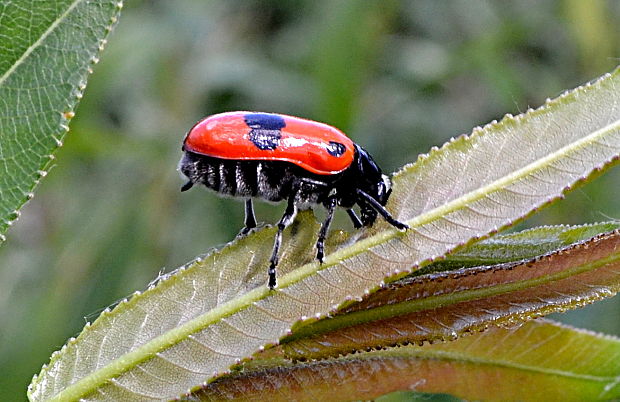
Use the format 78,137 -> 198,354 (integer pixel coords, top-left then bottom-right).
29,68 -> 620,399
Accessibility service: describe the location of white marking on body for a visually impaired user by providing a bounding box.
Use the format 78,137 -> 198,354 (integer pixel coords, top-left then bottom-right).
219,164 -> 227,192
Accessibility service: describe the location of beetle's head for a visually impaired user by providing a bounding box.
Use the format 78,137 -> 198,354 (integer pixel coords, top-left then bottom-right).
353,145 -> 393,226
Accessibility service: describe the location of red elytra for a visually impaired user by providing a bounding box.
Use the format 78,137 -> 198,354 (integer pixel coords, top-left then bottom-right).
183,111 -> 355,175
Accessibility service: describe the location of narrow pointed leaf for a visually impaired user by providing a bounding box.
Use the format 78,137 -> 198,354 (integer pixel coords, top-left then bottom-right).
30,68 -> 620,401
419,221 -> 620,272
189,320 -> 620,401
278,229 -> 620,360
0,0 -> 122,243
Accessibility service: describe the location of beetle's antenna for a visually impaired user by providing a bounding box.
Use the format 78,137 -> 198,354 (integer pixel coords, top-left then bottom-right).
356,189 -> 408,230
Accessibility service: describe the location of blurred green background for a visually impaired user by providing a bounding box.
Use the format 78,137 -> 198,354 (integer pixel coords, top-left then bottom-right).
1,0 -> 619,399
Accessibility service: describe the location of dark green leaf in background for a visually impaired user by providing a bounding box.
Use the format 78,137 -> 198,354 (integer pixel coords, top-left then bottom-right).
0,0 -> 122,242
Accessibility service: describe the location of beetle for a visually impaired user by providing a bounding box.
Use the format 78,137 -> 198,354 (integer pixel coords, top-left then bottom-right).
178,111 -> 407,289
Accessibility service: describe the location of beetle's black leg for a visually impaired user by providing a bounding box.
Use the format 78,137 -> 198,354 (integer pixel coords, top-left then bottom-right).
181,180 -> 193,192
269,194 -> 297,289
346,208 -> 363,229
239,198 -> 257,236
316,197 -> 337,263
356,189 -> 408,230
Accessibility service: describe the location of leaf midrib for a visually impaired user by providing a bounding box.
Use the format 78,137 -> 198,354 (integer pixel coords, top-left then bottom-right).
48,81 -> 620,401
0,0 -> 82,87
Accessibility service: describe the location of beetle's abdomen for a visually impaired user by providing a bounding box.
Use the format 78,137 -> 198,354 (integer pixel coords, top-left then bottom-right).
180,151 -> 316,202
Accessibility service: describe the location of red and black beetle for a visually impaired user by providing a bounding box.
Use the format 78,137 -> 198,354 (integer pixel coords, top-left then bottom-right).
179,111 -> 407,288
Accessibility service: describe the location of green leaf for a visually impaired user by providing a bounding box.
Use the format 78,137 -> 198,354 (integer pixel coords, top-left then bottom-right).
0,0 -> 122,243
188,320 -> 620,401
377,391 -> 463,402
417,221 -> 620,273
29,67 -> 620,401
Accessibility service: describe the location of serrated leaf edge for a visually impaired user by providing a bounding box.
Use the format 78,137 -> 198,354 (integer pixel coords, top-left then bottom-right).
0,0 -> 123,244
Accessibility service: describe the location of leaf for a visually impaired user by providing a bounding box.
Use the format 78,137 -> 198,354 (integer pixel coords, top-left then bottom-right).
29,68 -> 620,401
276,228 -> 620,360
0,0 -> 122,243
417,221 -> 620,272
188,320 -> 620,401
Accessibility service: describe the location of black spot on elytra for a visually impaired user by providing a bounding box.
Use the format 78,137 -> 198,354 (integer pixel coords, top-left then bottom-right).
327,141 -> 346,157
244,113 -> 286,151
244,113 -> 286,130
